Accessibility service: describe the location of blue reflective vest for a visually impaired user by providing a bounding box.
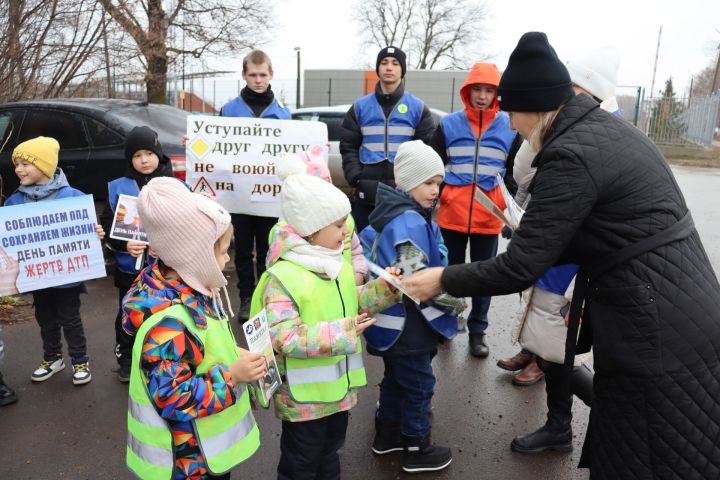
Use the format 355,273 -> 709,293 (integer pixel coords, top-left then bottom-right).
361,211 -> 458,350
221,97 -> 290,119
355,92 -> 424,165
442,111 -> 515,190
108,177 -> 143,274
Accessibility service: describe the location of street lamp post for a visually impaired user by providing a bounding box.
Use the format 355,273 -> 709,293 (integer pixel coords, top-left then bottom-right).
294,47 -> 301,109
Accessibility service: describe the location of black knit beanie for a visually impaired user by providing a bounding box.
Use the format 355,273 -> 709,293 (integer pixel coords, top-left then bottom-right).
125,126 -> 164,163
376,46 -> 407,78
497,32 -> 575,112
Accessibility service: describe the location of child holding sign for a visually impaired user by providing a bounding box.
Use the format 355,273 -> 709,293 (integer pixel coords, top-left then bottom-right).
4,136 -> 105,385
122,177 -> 266,479
100,126 -> 173,383
250,157 -> 400,480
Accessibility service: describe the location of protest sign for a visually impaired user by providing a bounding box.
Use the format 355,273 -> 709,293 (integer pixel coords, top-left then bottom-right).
185,115 -> 328,216
243,309 -> 281,407
0,195 -> 106,295
109,194 -> 147,243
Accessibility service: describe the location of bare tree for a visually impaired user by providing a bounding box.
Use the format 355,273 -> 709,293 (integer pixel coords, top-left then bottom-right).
0,0 -> 112,102
98,0 -> 274,104
355,0 -> 489,70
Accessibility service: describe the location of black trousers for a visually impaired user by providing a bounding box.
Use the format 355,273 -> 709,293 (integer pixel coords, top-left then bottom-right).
231,213 -> 277,299
114,271 -> 137,369
441,228 -> 498,334
277,411 -> 349,480
32,285 -> 87,362
350,201 -> 374,234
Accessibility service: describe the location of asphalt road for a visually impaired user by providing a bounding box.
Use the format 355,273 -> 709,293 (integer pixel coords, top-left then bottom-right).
1,165 -> 718,480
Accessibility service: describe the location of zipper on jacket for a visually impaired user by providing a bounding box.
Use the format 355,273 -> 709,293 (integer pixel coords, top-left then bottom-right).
384,114 -> 390,162
335,280 -> 347,317
466,114 -> 483,235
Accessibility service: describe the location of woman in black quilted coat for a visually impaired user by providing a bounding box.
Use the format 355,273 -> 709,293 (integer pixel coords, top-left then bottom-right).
403,32 -> 720,479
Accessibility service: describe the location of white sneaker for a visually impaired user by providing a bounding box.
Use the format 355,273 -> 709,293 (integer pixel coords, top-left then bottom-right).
31,357 -> 65,382
72,362 -> 92,385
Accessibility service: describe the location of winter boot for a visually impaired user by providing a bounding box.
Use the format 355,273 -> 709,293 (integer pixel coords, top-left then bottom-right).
401,432 -> 452,473
0,372 -> 18,406
511,361 -> 573,453
236,297 -> 252,323
571,363 -> 594,407
372,415 -> 403,455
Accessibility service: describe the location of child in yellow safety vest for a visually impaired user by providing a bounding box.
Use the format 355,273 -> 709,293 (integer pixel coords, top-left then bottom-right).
122,177 -> 267,480
250,155 -> 401,479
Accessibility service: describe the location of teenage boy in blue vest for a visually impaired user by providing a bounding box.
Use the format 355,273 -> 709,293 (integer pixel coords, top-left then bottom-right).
100,126 -> 173,382
360,140 -> 465,473
5,136 -> 105,385
429,63 -> 519,359
341,46 -> 436,233
221,49 -> 291,323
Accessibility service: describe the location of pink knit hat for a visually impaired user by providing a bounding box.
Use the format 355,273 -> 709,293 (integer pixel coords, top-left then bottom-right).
138,177 -> 231,295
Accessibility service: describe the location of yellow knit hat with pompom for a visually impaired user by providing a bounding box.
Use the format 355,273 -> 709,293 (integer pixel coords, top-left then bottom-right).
12,136 -> 60,179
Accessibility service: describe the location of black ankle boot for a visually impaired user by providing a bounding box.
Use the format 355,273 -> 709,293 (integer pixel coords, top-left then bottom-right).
372,415 -> 403,455
511,361 -> 572,454
402,432 -> 452,473
0,372 -> 18,406
468,333 -> 489,357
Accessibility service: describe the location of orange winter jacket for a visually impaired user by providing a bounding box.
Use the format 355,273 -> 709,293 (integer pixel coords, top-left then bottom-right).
437,63 -> 507,235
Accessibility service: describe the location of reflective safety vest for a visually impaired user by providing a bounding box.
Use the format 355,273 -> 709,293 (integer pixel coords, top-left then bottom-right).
249,259 -> 367,404
355,92 -> 424,164
108,177 -> 142,274
221,96 -> 290,119
442,111 -> 515,190
126,304 -> 260,479
361,211 -> 458,350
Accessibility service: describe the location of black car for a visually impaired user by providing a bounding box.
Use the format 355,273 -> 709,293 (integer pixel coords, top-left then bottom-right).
0,99 -> 188,201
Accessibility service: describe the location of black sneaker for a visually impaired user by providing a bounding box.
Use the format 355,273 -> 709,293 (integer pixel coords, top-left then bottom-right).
117,365 -> 131,383
402,433 -> 452,473
236,297 -> 252,323
372,415 -> 403,455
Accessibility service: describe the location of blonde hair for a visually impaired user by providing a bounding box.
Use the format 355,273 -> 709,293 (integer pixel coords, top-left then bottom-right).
526,108 -> 563,152
243,50 -> 273,74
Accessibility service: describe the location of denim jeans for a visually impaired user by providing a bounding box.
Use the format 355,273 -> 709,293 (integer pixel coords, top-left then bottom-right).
377,353 -> 436,438
441,228 -> 499,334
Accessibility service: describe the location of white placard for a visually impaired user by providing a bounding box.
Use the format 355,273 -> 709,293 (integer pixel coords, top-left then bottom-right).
185,115 -> 328,217
0,195 -> 106,295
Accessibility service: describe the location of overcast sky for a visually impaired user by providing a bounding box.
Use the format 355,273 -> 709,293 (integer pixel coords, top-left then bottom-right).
210,0 -> 719,101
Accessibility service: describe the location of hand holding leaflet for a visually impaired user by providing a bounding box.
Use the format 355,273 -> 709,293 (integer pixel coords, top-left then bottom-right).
366,259 -> 421,304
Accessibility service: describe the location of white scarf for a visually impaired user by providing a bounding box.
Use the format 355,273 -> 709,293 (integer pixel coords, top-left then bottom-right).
283,243 -> 345,280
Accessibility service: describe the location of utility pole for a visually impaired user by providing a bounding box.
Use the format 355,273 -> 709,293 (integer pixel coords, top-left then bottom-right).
294,47 -> 301,109
711,42 -> 720,94
650,25 -> 662,97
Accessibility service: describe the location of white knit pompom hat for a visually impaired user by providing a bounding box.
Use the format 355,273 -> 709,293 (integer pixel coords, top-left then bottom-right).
394,140 -> 445,192
565,46 -> 620,102
277,153 -> 350,237
138,177 -> 231,295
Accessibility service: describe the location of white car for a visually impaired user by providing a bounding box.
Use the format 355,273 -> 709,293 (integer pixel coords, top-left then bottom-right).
292,104 -> 447,195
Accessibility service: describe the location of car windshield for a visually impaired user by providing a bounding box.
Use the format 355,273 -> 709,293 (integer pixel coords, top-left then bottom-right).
109,104 -> 188,146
